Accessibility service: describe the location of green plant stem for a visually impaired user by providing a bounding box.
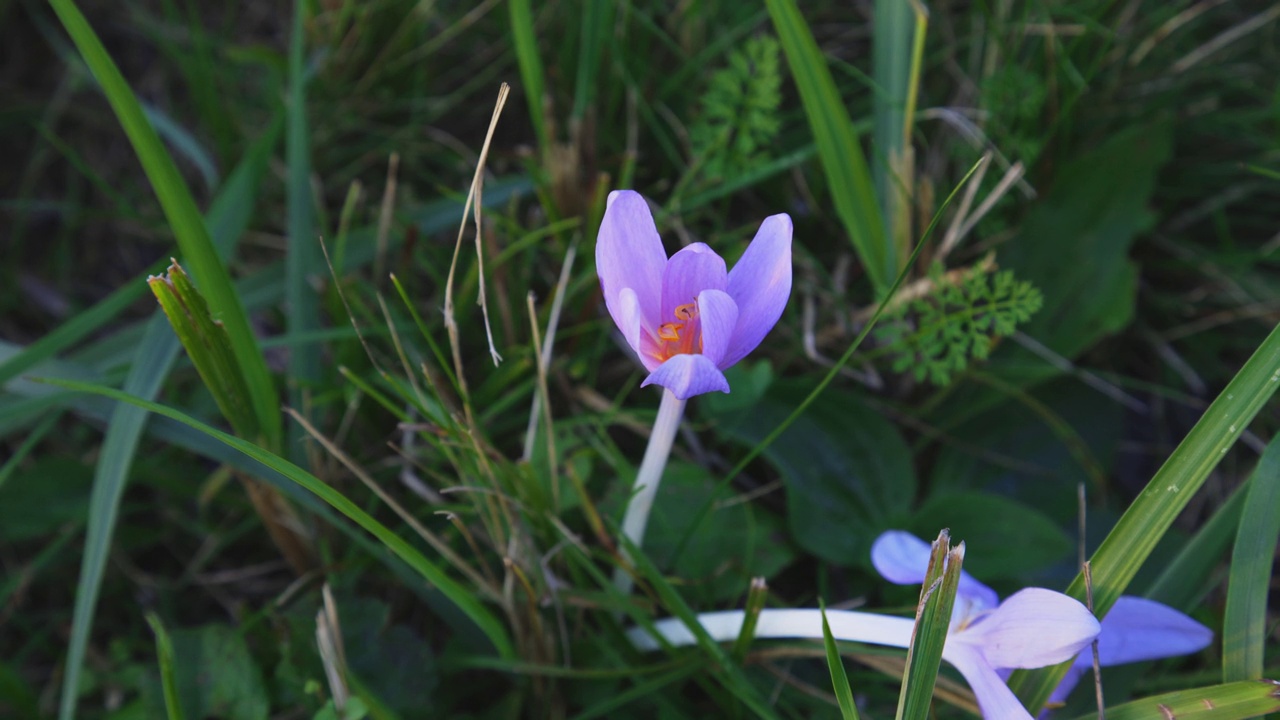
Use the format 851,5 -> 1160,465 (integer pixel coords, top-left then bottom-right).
614,389 -> 687,594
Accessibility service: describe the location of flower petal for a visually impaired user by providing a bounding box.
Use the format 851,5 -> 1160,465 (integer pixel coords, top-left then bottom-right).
944,644 -> 1036,720
661,243 -> 728,321
1091,596 -> 1213,667
723,214 -> 793,366
871,531 -> 1000,614
597,191 -> 666,336
618,288 -> 664,371
957,588 -> 1100,669
642,353 -> 729,399
696,289 -> 738,367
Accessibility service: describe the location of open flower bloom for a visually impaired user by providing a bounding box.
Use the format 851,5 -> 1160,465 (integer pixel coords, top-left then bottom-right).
596,190 -> 792,399
872,531 -> 1213,716
627,536 -> 1100,720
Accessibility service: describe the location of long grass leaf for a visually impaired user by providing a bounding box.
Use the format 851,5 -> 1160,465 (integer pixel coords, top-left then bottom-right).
145,613 -> 186,720
1068,680 -> 1280,720
47,0 -> 281,450
57,122 -> 280,720
508,0 -> 549,155
766,0 -> 889,294
1009,321 -> 1280,711
821,601 -> 862,720
286,0 -> 321,433
0,277 -> 149,389
1222,435 -> 1280,681
45,377 -> 515,660
896,533 -> 961,720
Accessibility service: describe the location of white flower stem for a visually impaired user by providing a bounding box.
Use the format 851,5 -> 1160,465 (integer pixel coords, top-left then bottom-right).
614,388 -> 687,594
627,609 -> 916,652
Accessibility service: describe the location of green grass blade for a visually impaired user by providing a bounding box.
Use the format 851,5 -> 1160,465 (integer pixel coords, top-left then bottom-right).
1146,479 -> 1246,610
1068,680 -> 1280,720
48,0 -> 281,451
766,0 -> 889,295
286,0 -> 320,434
620,534 -> 783,720
570,1 -> 611,122
145,613 -> 186,720
871,0 -> 913,264
509,0 -> 549,155
820,601 -> 862,720
44,377 -> 515,660
57,124 -> 279,720
0,276 -> 149,389
895,532 -> 961,720
1009,321 -> 1280,711
1222,435 -> 1280,681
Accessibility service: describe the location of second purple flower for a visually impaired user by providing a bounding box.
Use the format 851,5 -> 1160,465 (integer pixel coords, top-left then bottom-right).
596,190 -> 793,399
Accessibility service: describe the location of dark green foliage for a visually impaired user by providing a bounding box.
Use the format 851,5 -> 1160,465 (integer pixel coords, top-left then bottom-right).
875,266 -> 1043,385
689,36 -> 782,180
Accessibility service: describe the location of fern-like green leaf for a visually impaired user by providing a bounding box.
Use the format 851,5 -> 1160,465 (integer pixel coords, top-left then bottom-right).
875,266 -> 1044,385
689,36 -> 783,180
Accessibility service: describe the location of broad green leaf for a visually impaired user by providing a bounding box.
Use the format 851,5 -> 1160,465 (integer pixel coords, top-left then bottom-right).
44,377 -> 515,660
166,624 -> 268,720
706,380 -> 914,566
929,379 -> 1123,527
48,0 -> 281,452
624,462 -> 795,602
1000,124 -> 1172,374
766,0 -> 889,295
1009,320 -> 1280,712
1222,435 -> 1280,681
908,492 -> 1072,580
1069,680 -> 1280,720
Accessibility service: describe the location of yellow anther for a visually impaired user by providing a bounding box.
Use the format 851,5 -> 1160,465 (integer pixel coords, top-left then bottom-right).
674,303 -> 697,321
658,323 -> 683,341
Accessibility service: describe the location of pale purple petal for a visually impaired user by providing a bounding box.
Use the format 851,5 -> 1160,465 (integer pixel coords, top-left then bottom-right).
958,588 -> 1100,669
1047,595 -> 1212,707
696,290 -> 738,367
597,191 -> 666,336
944,644 -> 1036,720
722,214 -> 793,366
1092,596 -> 1213,667
871,531 -> 1000,613
616,288 -> 643,355
661,243 -> 727,321
641,353 -> 729,399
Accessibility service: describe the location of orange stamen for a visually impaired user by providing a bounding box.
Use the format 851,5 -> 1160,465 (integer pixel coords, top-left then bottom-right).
658,323 -> 683,341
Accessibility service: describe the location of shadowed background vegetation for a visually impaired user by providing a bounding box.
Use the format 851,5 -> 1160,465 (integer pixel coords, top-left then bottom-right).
1,0 -> 1278,718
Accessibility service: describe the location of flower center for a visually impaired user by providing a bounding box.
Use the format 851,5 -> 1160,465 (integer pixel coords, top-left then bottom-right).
651,302 -> 701,361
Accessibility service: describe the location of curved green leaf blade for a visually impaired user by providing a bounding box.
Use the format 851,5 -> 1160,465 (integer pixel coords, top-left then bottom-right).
1068,680 -> 1280,720
44,377 -> 515,660
821,601 -> 862,720
1009,321 -> 1280,711
47,0 -> 281,450
1223,435 -> 1280,681
765,0 -> 888,294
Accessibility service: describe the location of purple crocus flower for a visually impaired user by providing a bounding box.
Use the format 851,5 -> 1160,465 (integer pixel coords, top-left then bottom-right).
596,191 -> 792,399
872,530 -> 1213,717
